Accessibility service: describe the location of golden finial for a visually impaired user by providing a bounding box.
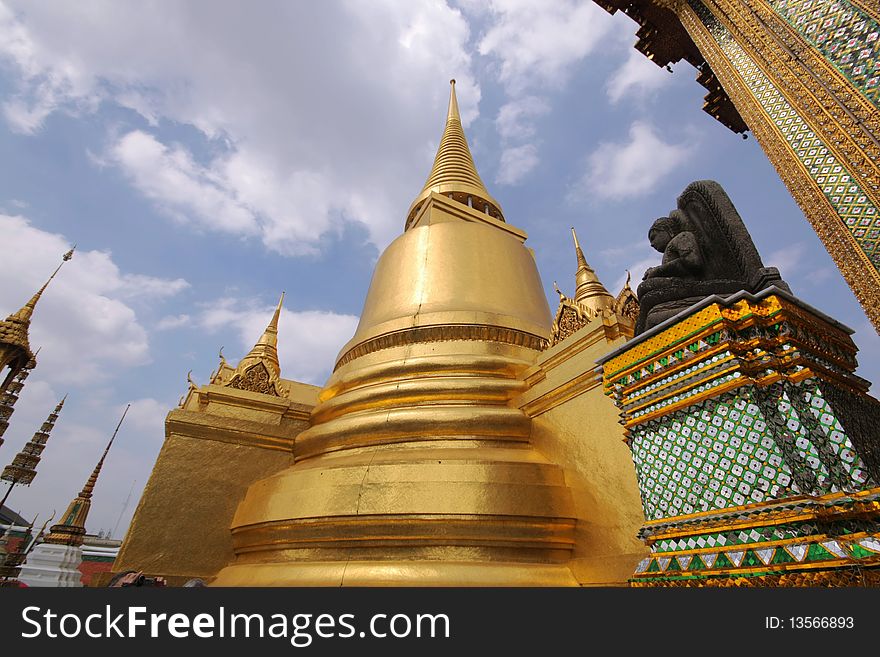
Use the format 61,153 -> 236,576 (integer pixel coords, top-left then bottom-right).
229,293 -> 285,382
571,227 -> 590,272
79,403 -> 128,499
187,370 -> 197,388
218,346 -> 226,364
553,281 -> 565,300
7,247 -> 75,325
625,270 -> 632,288
570,226 -> 615,315
405,80 -> 504,227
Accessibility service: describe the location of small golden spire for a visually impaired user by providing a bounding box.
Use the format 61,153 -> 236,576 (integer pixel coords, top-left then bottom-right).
233,292 -> 284,380
406,80 -> 504,228
570,227 -> 615,315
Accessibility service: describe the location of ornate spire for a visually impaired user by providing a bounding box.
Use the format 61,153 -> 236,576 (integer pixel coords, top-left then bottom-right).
0,249 -> 74,394
0,351 -> 37,448
1,395 -> 66,488
406,80 -> 504,228
613,270 -> 640,324
570,227 -> 615,315
6,248 -> 74,326
226,293 -> 284,396
44,404 -> 128,547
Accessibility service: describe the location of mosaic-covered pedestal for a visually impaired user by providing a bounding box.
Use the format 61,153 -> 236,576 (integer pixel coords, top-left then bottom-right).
599,287 -> 880,586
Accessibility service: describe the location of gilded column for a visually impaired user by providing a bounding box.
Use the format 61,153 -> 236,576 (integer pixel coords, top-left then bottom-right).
670,0 -> 880,330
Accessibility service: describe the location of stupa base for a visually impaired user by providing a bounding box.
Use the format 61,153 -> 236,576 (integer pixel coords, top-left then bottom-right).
212,559 -> 579,587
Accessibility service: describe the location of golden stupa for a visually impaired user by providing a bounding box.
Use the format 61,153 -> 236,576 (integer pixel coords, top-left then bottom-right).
114,81 -> 646,586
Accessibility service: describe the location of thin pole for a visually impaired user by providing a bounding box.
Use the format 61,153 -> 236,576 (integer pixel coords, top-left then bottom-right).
0,482 -> 16,510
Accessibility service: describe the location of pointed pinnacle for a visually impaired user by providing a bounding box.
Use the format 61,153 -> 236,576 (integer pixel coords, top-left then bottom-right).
267,291 -> 285,334
447,79 -> 459,121
80,403 -> 129,499
571,227 -> 590,271
9,248 -> 75,324
405,80 -> 504,227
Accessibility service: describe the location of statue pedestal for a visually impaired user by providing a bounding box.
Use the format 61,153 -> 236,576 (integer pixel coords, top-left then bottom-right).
18,543 -> 83,587
600,288 -> 880,586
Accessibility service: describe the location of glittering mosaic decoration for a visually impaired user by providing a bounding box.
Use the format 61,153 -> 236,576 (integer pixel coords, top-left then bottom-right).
690,0 -> 880,268
630,490 -> 880,585
630,382 -> 869,521
600,291 -> 880,585
770,0 -> 880,108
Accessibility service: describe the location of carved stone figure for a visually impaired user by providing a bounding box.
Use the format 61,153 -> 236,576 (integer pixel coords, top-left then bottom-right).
636,180 -> 790,334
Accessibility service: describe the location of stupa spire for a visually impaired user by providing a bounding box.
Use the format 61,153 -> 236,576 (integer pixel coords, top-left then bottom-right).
237,292 -> 283,377
225,293 -> 285,396
406,80 -> 504,228
0,248 -> 74,395
43,404 -> 128,547
570,227 -> 615,315
8,248 -> 74,325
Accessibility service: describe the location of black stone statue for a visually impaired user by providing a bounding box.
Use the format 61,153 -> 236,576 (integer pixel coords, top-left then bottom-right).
635,180 -> 790,334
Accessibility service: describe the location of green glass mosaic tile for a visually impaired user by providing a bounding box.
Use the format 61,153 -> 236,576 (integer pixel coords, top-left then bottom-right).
632,390 -> 794,520
849,544 -> 875,558
743,550 -> 762,567
689,0 -> 880,269
714,553 -> 734,569
770,0 -> 880,108
772,548 -> 795,564
807,543 -> 834,560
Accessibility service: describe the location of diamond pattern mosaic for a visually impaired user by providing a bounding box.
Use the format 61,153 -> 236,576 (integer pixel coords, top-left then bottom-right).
635,531 -> 880,578
630,382 -> 869,521
690,0 -> 880,268
632,492 -> 880,583
770,0 -> 880,108
631,390 -> 796,520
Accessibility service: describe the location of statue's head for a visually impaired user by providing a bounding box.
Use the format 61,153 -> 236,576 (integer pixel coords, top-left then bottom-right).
648,215 -> 679,252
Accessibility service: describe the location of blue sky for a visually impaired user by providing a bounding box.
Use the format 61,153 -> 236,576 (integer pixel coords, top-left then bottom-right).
0,0 -> 877,539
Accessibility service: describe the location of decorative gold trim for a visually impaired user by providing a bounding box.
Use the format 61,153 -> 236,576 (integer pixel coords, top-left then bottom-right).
335,324 -> 549,371
166,409 -> 300,452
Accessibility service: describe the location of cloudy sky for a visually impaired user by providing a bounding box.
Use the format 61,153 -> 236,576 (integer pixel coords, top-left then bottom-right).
0,0 -> 877,539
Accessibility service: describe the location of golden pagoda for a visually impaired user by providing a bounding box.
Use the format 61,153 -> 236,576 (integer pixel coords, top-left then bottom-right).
113,81 -> 647,587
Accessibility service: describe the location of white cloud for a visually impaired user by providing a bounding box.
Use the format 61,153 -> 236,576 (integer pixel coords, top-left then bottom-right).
120,398 -> 166,439
573,122 -> 693,200
0,0 -> 480,252
155,314 -> 191,331
197,298 -> 359,386
108,130 -> 259,236
471,2 -> 622,191
0,214 -> 188,383
766,243 -> 806,279
496,143 -> 540,185
476,0 -> 618,93
606,49 -> 671,104
495,96 -> 550,141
